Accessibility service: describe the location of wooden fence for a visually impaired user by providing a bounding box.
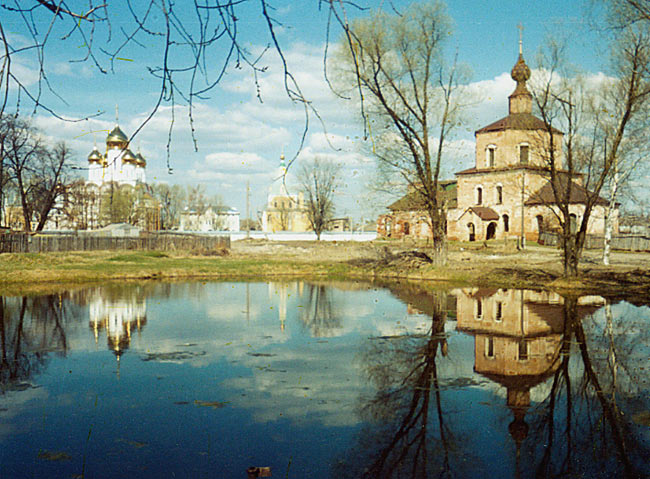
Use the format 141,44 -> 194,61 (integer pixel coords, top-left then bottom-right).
539,232 -> 650,252
0,232 -> 230,254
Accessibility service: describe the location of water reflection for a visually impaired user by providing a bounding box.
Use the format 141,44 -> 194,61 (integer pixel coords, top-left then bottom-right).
0,282 -> 648,478
88,286 -> 147,360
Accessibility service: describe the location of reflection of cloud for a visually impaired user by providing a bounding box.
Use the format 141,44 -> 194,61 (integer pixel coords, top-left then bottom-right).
0,386 -> 49,440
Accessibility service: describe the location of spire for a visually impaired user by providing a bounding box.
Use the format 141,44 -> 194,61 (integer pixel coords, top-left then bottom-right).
509,24 -> 532,115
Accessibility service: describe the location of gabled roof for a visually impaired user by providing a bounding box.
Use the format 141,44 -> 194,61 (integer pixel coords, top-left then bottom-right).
463,206 -> 500,221
388,181 -> 457,212
526,179 -> 608,206
476,112 -> 562,135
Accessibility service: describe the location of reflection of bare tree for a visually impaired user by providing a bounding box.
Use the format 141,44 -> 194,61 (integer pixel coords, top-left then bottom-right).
528,297 -> 650,479
0,295 -> 70,391
299,285 -> 341,338
335,292 -> 463,478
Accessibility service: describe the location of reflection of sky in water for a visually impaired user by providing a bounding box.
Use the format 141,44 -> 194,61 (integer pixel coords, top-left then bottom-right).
0,282 -> 648,478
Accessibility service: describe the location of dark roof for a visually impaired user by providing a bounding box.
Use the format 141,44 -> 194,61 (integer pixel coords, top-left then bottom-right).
476,113 -> 563,135
526,179 -> 608,206
388,181 -> 457,212
467,207 -> 499,221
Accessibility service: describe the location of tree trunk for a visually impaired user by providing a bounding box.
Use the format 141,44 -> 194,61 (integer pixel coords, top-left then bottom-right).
603,170 -> 619,266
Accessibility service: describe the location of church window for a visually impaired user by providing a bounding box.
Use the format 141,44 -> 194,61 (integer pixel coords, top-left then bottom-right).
487,146 -> 496,168
485,337 -> 495,358
476,187 -> 483,205
519,144 -> 529,164
518,340 -> 529,361
503,214 -> 510,232
476,299 -> 483,319
496,185 -> 503,204
495,301 -> 503,322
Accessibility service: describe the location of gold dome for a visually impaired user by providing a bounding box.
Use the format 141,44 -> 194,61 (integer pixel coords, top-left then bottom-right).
135,152 -> 146,167
107,125 -> 129,146
88,147 -> 103,163
122,149 -> 138,164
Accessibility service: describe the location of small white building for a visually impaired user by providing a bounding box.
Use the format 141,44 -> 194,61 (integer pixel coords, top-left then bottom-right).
179,205 -> 240,232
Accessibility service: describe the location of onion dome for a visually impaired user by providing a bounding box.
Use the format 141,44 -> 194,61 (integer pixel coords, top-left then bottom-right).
135,151 -> 146,168
122,149 -> 138,164
88,146 -> 103,164
107,125 -> 129,148
511,54 -> 531,94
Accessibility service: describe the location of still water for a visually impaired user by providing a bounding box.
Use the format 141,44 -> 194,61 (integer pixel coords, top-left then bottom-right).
0,281 -> 648,478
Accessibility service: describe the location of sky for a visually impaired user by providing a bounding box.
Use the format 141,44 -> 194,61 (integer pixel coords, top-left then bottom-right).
5,0 -> 638,222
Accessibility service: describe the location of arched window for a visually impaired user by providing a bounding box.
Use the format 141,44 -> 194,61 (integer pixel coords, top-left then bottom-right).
503,214 -> 510,232
496,185 -> 503,204
476,187 -> 483,205
519,144 -> 530,164
468,223 -> 476,242
476,299 -> 483,319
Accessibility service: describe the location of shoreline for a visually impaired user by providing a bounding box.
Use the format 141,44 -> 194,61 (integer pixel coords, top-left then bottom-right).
3,240 -> 650,301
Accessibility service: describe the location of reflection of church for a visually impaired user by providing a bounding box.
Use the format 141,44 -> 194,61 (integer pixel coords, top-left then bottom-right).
89,290 -> 147,360
453,288 -> 604,448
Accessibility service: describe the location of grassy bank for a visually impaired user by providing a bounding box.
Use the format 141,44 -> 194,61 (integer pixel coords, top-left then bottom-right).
2,242 -> 650,299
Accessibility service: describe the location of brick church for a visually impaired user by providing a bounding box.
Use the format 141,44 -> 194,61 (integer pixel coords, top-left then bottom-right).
377,42 -> 617,243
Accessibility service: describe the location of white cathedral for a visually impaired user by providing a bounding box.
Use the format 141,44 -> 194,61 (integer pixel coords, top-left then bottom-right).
87,124 -> 146,186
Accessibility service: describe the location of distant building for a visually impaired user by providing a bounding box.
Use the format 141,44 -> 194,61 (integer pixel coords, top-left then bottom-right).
262,154 -> 310,233
179,205 -> 240,232
88,124 -> 146,187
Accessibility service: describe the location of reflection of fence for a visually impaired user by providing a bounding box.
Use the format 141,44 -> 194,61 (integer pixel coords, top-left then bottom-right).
539,232 -> 650,252
0,233 -> 230,253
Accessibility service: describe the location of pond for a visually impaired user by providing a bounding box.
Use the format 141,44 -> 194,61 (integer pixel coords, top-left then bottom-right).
0,281 -> 649,478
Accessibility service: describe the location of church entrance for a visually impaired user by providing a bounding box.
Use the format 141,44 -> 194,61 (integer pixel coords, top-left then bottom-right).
486,222 -> 497,240
468,223 -> 475,242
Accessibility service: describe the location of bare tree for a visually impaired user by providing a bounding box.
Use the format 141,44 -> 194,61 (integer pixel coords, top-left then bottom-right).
531,27 -> 650,276
1,115 -> 48,232
31,141 -> 73,231
150,183 -> 185,230
298,157 -> 340,240
334,1 -> 470,264
0,0 -> 353,172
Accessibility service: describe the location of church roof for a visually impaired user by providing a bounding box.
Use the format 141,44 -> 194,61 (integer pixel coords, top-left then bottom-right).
476,112 -> 563,134
388,181 -> 457,211
467,206 -> 499,221
526,178 -> 608,206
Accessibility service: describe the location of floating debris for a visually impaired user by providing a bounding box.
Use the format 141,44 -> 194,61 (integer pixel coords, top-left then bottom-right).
140,351 -> 207,362
247,466 -> 271,477
194,400 -> 229,409
37,450 -> 72,462
116,438 -> 148,449
632,411 -> 650,427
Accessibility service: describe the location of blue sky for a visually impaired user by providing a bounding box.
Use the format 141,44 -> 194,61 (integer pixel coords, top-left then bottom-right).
7,0 -> 630,221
